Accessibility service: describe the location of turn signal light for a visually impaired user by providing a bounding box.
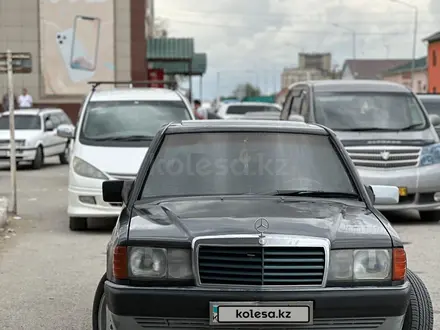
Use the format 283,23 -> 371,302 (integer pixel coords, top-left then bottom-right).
392,248 -> 406,281
113,246 -> 128,280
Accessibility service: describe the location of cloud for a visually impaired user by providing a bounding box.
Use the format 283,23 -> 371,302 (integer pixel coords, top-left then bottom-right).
155,0 -> 438,99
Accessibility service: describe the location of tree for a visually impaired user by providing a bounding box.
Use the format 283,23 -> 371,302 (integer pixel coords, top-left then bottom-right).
233,83 -> 261,99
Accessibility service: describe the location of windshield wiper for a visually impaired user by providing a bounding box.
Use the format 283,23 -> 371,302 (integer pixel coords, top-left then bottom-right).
92,135 -> 154,141
397,123 -> 424,131
269,190 -> 360,199
336,127 -> 399,132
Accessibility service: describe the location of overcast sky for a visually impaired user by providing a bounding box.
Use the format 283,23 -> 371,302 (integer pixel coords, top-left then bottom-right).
156,0 -> 438,100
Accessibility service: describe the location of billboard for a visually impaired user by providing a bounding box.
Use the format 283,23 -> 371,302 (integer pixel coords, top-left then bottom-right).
39,0 -> 115,96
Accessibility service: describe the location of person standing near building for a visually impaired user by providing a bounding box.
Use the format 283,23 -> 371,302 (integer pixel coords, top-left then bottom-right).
2,91 -> 18,112
18,88 -> 33,108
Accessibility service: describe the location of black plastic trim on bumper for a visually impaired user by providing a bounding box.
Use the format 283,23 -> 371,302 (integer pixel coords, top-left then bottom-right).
105,281 -> 410,319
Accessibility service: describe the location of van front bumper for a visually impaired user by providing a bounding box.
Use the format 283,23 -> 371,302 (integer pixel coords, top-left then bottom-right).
358,164 -> 440,211
104,281 -> 409,330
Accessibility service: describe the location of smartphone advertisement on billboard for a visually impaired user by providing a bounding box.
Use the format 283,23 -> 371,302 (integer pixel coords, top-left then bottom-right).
39,0 -> 115,95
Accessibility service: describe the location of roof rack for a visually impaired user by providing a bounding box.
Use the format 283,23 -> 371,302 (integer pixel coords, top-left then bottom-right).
87,80 -> 179,91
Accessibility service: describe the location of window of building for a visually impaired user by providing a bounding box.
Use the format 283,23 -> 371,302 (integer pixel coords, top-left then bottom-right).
433,50 -> 437,67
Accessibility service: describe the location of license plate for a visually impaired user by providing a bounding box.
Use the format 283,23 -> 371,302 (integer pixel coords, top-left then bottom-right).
210,301 -> 313,325
399,187 -> 408,197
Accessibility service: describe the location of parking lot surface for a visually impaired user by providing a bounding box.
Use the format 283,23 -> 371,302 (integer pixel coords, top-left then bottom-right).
0,160 -> 439,329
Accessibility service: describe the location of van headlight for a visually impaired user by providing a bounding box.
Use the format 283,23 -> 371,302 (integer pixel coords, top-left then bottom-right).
128,247 -> 193,279
328,249 -> 392,281
420,143 -> 440,166
72,157 -> 108,179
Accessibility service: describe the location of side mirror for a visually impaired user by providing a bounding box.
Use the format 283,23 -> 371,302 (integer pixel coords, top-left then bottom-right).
288,114 -> 305,122
45,120 -> 54,131
57,124 -> 75,139
370,185 -> 399,205
429,114 -> 440,127
102,180 -> 134,204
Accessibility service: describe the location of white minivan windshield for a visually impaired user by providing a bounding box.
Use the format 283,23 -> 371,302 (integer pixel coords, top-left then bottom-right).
80,100 -> 191,141
314,92 -> 428,131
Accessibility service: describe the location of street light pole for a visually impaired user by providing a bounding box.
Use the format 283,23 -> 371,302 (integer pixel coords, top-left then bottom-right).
390,0 -> 418,90
332,23 -> 356,59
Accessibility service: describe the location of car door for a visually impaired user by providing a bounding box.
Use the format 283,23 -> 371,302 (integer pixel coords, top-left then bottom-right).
42,113 -> 60,156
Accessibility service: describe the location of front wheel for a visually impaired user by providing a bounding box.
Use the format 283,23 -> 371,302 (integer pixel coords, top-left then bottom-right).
69,217 -> 87,231
419,210 -> 440,222
31,146 -> 44,169
92,274 -> 107,330
59,144 -> 70,164
403,269 -> 433,330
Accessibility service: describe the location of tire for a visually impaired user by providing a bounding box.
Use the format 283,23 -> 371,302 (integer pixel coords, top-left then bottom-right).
419,210 -> 440,222
69,217 -> 87,231
403,269 -> 434,330
92,273 -> 107,330
59,144 -> 69,164
31,146 -> 44,169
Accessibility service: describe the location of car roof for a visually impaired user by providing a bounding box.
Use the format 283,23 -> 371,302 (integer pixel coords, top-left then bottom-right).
89,88 -> 183,102
165,119 -> 327,135
1,108 -> 63,116
292,80 -> 411,93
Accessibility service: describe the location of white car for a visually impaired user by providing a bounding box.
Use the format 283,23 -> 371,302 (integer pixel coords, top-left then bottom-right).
56,85 -> 195,231
0,108 -> 72,169
216,102 -> 281,119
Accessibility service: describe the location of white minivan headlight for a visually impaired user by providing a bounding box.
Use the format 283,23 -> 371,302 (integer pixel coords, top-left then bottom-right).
328,249 -> 392,281
72,157 -> 108,179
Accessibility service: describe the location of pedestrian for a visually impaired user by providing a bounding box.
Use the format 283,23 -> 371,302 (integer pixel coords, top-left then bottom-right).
2,92 -> 17,112
18,88 -> 33,108
194,99 -> 207,120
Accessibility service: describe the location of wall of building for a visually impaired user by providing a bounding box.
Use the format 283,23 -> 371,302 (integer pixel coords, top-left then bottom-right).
428,41 -> 440,93
382,70 -> 427,93
0,0 -> 147,122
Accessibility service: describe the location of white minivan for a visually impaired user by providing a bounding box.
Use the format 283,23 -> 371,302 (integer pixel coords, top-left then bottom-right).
57,86 -> 195,231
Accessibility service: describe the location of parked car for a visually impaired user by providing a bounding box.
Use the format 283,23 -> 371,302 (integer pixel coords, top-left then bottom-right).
93,119 -> 432,330
217,102 -> 281,119
56,83 -> 195,231
280,80 -> 440,222
0,108 -> 72,169
417,93 -> 440,136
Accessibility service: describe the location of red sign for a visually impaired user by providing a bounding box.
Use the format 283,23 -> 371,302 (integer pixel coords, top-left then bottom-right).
147,69 -> 165,88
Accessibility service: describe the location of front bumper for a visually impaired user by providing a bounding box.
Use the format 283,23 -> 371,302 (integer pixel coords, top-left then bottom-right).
104,281 -> 410,329
0,147 -> 36,162
68,185 -> 121,218
358,165 -> 440,211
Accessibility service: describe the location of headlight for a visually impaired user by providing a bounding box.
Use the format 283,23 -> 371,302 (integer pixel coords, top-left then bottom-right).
328,249 -> 391,281
72,157 -> 108,179
128,247 -> 193,279
420,143 -> 440,167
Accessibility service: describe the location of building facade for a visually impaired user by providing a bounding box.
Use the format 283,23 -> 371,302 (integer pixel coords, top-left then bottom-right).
0,0 -> 148,120
381,57 -> 427,93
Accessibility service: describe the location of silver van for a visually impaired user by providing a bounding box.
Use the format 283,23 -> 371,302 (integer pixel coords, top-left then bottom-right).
280,80 -> 440,221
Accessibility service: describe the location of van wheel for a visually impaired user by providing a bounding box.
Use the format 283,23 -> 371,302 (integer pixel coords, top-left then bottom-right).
69,217 -> 87,231
403,269 -> 433,330
31,146 -> 44,169
92,273 -> 107,330
59,144 -> 69,164
419,210 -> 440,222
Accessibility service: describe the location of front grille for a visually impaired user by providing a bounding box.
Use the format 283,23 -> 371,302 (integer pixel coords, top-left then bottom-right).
134,317 -> 386,329
198,246 -> 325,286
345,146 -> 421,168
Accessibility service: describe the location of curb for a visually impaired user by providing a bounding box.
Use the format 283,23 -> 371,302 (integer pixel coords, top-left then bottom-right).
0,197 -> 8,228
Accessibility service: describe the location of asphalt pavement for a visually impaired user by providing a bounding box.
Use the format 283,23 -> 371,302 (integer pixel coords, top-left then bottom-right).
0,160 -> 439,329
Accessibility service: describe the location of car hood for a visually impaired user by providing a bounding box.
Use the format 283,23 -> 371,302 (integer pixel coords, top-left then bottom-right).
0,129 -> 41,141
129,197 -> 392,248
74,143 -> 148,175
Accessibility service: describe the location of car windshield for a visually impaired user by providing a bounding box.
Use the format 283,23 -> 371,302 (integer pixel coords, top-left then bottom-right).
81,100 -> 191,140
226,105 -> 280,115
314,92 -> 427,131
419,99 -> 440,117
142,132 -> 355,198
0,115 -> 41,130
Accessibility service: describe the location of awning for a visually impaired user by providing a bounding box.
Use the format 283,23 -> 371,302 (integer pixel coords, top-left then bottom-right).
150,53 -> 207,76
146,38 -> 194,61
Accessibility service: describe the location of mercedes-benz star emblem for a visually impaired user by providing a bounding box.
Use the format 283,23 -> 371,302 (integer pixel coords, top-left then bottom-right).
254,218 -> 269,245
380,151 -> 390,161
